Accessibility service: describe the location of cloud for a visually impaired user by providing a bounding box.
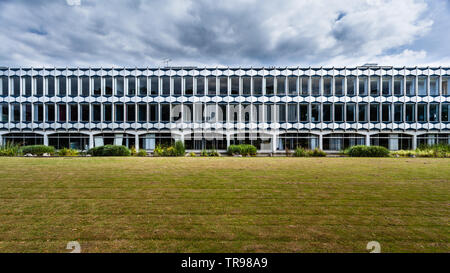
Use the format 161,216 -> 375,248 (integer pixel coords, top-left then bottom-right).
0,0 -> 446,67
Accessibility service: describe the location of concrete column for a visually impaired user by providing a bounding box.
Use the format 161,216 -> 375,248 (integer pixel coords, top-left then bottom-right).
135,134 -> 139,151
271,134 -> 277,153
226,134 -> 231,148
366,134 -> 371,146
43,133 -> 49,146
0,134 -> 3,146
412,135 -> 417,150
318,134 -> 323,150
89,134 -> 94,149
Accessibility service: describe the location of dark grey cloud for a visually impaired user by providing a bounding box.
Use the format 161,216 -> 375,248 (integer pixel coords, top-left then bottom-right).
0,0 -> 446,67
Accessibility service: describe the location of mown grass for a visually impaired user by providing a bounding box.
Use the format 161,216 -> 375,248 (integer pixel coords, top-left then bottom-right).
0,157 -> 448,253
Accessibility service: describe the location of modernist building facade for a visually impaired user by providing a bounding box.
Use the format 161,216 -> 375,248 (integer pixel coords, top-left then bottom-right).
0,66 -> 449,153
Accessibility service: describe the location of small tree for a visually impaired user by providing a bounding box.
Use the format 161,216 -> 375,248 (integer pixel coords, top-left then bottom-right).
174,141 -> 185,156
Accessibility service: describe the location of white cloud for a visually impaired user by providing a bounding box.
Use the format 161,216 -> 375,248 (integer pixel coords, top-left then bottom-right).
0,0 -> 444,67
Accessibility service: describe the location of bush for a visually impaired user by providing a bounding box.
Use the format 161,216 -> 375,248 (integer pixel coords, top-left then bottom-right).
294,147 -> 307,157
208,150 -> 220,157
137,149 -> 147,157
88,145 -> 131,156
21,145 -> 55,156
189,152 -> 196,157
308,148 -> 327,157
0,142 -> 22,156
227,144 -> 257,156
346,145 -> 389,157
174,141 -> 185,156
130,146 -> 137,156
58,148 -> 78,156
200,149 -> 208,157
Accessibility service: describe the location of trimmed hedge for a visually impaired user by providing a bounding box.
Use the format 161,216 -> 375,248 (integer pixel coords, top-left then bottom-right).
227,144 -> 257,156
21,145 -> 55,156
88,145 -> 131,156
294,147 -> 327,157
346,145 -> 390,157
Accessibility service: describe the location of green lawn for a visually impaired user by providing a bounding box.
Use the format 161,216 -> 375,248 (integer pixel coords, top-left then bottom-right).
0,157 -> 448,253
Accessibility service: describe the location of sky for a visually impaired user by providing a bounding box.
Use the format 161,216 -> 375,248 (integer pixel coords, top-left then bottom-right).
0,0 -> 449,68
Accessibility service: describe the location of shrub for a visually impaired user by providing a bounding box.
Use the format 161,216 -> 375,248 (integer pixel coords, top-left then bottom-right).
130,146 -> 137,156
21,145 -> 55,156
88,145 -> 131,156
294,147 -> 307,157
58,148 -> 78,157
137,149 -> 147,157
346,145 -> 389,157
0,142 -> 22,156
227,145 -> 241,155
307,148 -> 327,157
153,145 -> 164,156
200,149 -> 208,157
189,152 -> 196,157
208,150 -> 220,157
174,141 -> 185,156
228,144 -> 257,156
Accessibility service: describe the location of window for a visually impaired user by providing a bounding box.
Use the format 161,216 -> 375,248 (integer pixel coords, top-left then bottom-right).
207,77 -> 216,95
346,104 -> 355,122
323,77 -> 332,96
196,77 -> 204,95
251,76 -> 260,95
358,104 -> 367,122
382,77 -> 391,95
93,77 -> 101,96
138,76 -> 147,96
70,76 -> 78,96
323,104 -> 332,122
104,104 -> 112,122
138,104 -> 146,122
369,104 -> 379,122
127,76 -> 136,96
442,103 -> 449,121
1,76 -> 8,96
265,104 -> 273,123
231,77 -> 239,95
173,77 -> 181,95
277,104 -> 286,122
126,104 -> 135,122
311,104 -> 320,122
417,104 -> 427,122
47,76 -> 55,97
162,77 -> 170,95
36,76 -> 44,96
219,77 -> 227,95
116,77 -> 124,96
394,76 -> 403,96
334,104 -> 344,122
149,104 -> 158,122
185,76 -> 193,95
311,77 -> 320,95
161,104 -> 170,122
22,104 -> 32,122
219,103 -> 227,122
429,104 -> 438,122
359,76 -> 368,96
394,104 -> 403,122
12,76 -> 20,96
105,76 -> 113,96
81,104 -> 89,122
69,104 -> 77,122
265,77 -> 274,95
335,77 -> 344,96
430,77 -> 438,96
150,76 -> 159,96
288,103 -> 297,122
34,104 -> 43,122
299,104 -> 308,122
46,104 -> 55,122
58,77 -> 66,96
405,104 -> 415,122
382,104 -> 391,122
115,104 -> 123,122
443,77 -> 449,95
418,76 -> 427,96
300,77 -> 309,96
277,76 -> 286,95
92,104 -> 101,122
195,103 -> 204,122
288,76 -> 297,95
406,76 -> 415,95
183,103 -> 193,122
347,76 -> 356,96
58,104 -> 66,122
0,103 -> 8,122
81,76 -> 89,96
370,76 -> 379,96
24,76 -> 32,96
